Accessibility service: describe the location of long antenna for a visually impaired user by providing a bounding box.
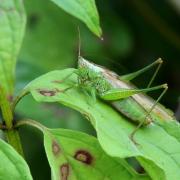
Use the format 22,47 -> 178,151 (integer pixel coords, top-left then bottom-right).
77,26 -> 81,57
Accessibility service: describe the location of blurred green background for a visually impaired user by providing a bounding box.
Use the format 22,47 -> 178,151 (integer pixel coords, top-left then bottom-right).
15,0 -> 180,179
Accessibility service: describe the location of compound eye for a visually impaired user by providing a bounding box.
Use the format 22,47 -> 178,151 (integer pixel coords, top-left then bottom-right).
96,82 -> 100,87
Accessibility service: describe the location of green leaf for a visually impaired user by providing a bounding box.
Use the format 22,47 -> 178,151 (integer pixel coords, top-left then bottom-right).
19,0 -> 76,71
24,69 -> 180,180
44,128 -> 150,180
0,138 -> 32,180
157,120 -> 180,141
0,0 -> 26,94
50,0 -> 102,37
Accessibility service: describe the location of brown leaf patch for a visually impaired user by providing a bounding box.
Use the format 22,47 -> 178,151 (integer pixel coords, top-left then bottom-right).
74,150 -> 93,165
60,163 -> 69,180
52,140 -> 61,156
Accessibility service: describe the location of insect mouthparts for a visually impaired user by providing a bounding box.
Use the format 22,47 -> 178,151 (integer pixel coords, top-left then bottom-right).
157,58 -> 163,64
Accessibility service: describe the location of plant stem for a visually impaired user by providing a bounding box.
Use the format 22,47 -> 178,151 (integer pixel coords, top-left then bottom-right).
12,90 -> 29,112
0,86 -> 13,129
5,130 -> 24,156
15,119 -> 47,132
0,86 -> 24,156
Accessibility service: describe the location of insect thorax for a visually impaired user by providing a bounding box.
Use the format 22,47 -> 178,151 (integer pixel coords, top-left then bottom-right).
77,67 -> 111,95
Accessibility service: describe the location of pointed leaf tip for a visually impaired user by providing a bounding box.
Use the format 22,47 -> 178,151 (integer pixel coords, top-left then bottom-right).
50,0 -> 102,37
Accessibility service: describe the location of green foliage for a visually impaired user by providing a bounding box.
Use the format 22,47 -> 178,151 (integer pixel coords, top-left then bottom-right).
44,128 -> 150,180
0,138 -> 32,180
19,0 -> 76,72
0,0 -> 179,179
50,0 -> 102,37
24,69 -> 180,180
0,0 -> 26,94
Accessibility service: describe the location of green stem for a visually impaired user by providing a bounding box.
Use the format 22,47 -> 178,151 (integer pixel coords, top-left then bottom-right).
0,86 -> 13,129
0,86 -> 24,156
15,119 -> 47,133
12,90 -> 29,112
5,130 -> 24,156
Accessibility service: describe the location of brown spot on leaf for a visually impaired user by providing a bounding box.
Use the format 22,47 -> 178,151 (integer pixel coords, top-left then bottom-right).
39,90 -> 56,96
38,88 -> 59,96
52,140 -> 60,156
74,150 -> 93,165
52,80 -> 62,84
60,163 -> 69,180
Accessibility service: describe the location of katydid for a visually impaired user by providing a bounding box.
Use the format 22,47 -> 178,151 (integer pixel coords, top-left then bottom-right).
13,53 -> 174,143
75,56 -> 175,142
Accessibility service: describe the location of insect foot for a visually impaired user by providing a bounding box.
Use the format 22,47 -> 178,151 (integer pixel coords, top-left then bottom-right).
129,133 -> 139,146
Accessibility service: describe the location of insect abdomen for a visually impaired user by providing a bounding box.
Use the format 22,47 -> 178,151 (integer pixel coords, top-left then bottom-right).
111,97 -> 152,125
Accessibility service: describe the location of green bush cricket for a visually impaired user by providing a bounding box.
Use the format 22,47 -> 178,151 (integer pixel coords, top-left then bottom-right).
50,28 -> 174,143
13,55 -> 175,144
12,33 -> 175,143
77,56 -> 175,141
